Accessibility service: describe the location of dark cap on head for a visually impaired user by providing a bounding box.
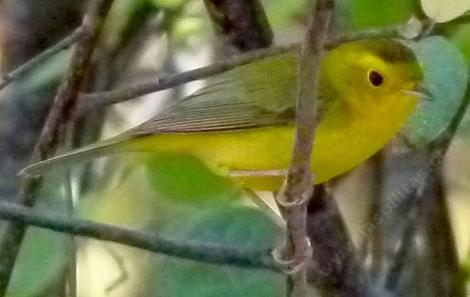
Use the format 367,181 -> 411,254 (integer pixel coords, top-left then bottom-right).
359,39 -> 418,64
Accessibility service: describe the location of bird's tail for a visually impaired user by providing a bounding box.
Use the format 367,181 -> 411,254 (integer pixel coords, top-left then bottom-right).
19,135 -> 132,177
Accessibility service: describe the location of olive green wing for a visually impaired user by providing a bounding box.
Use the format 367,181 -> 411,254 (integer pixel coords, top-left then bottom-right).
20,52 -> 305,176
130,52 -> 298,135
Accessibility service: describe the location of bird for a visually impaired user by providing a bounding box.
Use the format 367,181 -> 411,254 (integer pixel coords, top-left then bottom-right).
20,39 -> 424,191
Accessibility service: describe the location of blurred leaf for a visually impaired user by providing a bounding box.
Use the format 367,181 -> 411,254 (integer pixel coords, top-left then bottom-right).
464,251 -> 470,282
149,206 -> 284,297
336,0 -> 418,29
78,164 -> 163,228
103,0 -> 160,47
173,16 -> 205,41
152,0 -> 187,10
421,0 -> 470,23
440,23 -> 470,141
402,36 -> 468,147
7,228 -> 69,297
265,0 -> 309,27
448,23 -> 470,65
164,2 -> 209,47
5,173 -> 76,297
145,154 -> 242,205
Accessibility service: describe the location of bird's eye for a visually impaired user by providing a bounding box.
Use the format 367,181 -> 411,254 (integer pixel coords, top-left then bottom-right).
368,70 -> 384,87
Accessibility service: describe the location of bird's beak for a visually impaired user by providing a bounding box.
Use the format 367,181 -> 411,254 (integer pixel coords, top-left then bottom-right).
401,83 -> 433,101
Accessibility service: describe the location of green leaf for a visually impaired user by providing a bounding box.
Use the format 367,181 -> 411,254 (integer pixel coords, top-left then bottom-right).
337,0 -> 418,29
151,0 -> 186,10
173,16 -> 205,41
402,36 -> 468,147
6,175 -> 74,297
149,206 -> 284,297
7,228 -> 69,297
448,23 -> 470,65
464,252 -> 470,282
78,167 -> 162,227
145,154 -> 242,204
265,0 -> 310,27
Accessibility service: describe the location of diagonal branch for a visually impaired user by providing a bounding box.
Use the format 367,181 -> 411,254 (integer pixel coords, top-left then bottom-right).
0,28 -> 83,92
0,201 -> 280,271
0,0 -> 115,295
77,44 -> 296,114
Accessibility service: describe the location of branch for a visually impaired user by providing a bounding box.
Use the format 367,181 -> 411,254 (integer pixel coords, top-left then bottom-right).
0,201 -> 280,271
77,44 -> 296,114
0,28 -> 83,92
77,27 -> 398,114
203,0 -> 273,55
0,1 -> 115,295
419,177 -> 464,296
383,181 -> 423,291
306,186 -> 366,296
361,152 -> 386,276
274,1 -> 333,297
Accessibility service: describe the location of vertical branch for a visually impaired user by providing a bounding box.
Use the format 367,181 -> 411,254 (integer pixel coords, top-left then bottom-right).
275,1 -> 333,297
306,186 -> 366,297
0,0 -> 115,295
422,176 -> 466,297
203,0 -> 273,55
363,151 -> 386,278
384,181 -> 423,292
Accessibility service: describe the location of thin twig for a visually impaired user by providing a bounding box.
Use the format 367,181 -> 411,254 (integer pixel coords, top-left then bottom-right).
384,182 -> 423,291
0,1 -> 115,295
274,1 -> 333,297
415,18 -> 436,40
0,28 -> 83,92
77,27 -> 399,114
0,201 -> 280,271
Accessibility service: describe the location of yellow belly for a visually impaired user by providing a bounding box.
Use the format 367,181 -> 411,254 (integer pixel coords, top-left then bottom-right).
131,126 -> 293,190
127,94 -> 415,191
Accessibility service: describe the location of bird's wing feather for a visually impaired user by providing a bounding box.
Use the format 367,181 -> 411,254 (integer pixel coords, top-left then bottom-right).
129,52 -> 299,135
19,52 -> 300,176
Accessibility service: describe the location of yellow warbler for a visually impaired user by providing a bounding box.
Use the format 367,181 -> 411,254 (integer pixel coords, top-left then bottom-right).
21,39 -> 423,191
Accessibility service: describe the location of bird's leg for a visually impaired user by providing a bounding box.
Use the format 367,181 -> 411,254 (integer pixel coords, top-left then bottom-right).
230,169 -> 287,177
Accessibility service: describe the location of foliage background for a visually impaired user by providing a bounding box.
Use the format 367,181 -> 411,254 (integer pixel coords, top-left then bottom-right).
0,0 -> 469,296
